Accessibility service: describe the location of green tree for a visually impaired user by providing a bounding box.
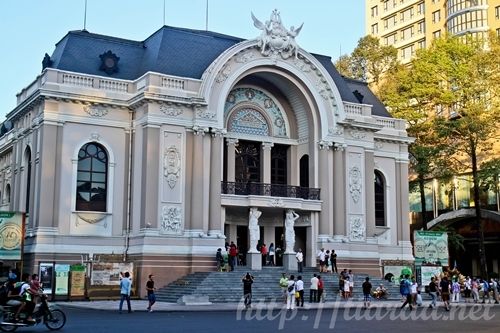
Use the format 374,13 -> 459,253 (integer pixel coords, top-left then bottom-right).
379,54 -> 448,228
335,35 -> 398,89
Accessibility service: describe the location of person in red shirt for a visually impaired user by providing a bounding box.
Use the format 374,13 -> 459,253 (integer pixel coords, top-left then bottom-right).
261,243 -> 268,266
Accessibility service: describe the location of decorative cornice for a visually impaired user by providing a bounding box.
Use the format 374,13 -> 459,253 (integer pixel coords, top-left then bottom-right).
84,105 -> 109,117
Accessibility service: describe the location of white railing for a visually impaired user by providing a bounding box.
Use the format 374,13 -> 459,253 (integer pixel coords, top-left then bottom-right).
62,73 -> 94,87
344,102 -> 363,115
99,79 -> 129,92
162,77 -> 185,90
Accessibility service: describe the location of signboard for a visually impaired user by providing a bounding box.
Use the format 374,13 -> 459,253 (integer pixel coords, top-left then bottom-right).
91,262 -> 134,286
420,266 -> 443,287
55,264 -> 70,295
0,212 -> 24,260
414,231 -> 449,265
70,265 -> 86,297
40,263 -> 54,294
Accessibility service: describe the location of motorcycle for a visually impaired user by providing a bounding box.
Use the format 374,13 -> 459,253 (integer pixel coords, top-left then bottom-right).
0,291 -> 66,331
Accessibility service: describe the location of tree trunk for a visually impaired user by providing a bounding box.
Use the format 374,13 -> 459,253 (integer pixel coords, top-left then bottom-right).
419,174 -> 428,230
471,141 -> 488,278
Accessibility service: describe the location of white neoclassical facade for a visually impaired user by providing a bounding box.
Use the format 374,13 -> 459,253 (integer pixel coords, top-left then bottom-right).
0,12 -> 413,292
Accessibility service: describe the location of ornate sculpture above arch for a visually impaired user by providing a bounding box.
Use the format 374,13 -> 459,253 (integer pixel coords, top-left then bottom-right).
199,10 -> 346,142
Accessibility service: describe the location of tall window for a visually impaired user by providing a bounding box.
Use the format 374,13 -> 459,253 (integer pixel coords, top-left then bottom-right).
76,142 -> 108,212
5,184 -> 10,203
374,171 -> 386,227
299,155 -> 309,188
271,145 -> 288,185
24,147 -> 32,214
235,140 -> 261,183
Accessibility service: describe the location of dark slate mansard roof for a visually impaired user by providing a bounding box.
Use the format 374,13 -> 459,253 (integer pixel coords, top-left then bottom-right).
47,25 -> 391,117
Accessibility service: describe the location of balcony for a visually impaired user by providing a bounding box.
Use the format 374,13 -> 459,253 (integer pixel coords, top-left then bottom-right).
221,181 -> 320,200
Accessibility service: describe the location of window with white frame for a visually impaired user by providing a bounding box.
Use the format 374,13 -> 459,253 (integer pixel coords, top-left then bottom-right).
76,142 -> 108,212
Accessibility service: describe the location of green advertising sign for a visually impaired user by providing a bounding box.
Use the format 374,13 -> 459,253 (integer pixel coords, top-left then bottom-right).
414,231 -> 449,265
0,212 -> 24,260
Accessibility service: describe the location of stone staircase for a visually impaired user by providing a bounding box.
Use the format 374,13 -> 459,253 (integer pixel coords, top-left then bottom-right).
155,267 -> 407,303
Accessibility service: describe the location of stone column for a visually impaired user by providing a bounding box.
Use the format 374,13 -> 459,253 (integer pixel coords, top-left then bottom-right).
397,160 -> 411,242
318,141 -> 333,239
190,126 -> 206,233
261,142 -> 273,184
208,129 -> 224,236
140,125 -> 160,229
333,146 -> 346,238
365,150 -> 375,237
226,138 -> 238,183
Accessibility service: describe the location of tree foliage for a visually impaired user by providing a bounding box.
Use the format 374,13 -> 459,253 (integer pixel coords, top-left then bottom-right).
335,35 -> 398,88
381,32 -> 500,277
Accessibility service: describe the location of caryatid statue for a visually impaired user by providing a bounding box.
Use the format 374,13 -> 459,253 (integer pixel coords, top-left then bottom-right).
285,209 -> 299,253
248,207 -> 262,253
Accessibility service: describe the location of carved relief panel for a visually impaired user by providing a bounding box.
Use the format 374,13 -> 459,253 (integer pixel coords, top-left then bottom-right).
162,130 -> 184,204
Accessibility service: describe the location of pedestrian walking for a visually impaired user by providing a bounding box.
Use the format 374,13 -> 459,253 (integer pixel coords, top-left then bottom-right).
216,248 -> 224,272
440,276 -> 451,311
428,276 -> 439,308
471,278 -> 479,303
295,275 -> 304,307
317,275 -> 324,302
296,249 -> 304,273
310,274 -> 319,303
119,272 -> 132,313
330,250 -> 338,273
362,277 -> 372,309
286,275 -> 296,310
451,278 -> 461,303
348,270 -> 354,297
490,278 -> 499,304
279,273 -> 289,304
260,243 -> 268,266
242,273 -> 254,309
146,274 -> 156,312
229,241 -> 238,271
317,248 -> 326,272
268,243 -> 275,266
481,278 -> 490,304
400,275 -> 413,310
464,276 -> 471,303
410,278 -> 418,306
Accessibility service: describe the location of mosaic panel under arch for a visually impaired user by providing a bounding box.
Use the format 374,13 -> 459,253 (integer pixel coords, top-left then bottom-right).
228,108 -> 269,136
225,87 -> 287,137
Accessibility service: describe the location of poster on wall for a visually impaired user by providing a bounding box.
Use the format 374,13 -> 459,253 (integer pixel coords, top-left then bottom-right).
420,266 -> 443,286
383,266 -> 413,285
414,231 -> 449,265
40,263 -> 54,294
0,212 -> 24,260
54,264 -> 70,295
70,265 -> 86,297
91,262 -> 134,286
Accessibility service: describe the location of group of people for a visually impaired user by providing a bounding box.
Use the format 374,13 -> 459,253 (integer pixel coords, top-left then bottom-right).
117,272 -> 157,314
425,275 -> 499,310
316,248 -> 338,274
0,270 -> 41,323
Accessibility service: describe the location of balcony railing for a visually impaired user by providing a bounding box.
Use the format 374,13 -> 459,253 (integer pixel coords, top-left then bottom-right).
221,181 -> 320,200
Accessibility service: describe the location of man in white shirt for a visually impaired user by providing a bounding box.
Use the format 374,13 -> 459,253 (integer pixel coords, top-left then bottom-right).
310,274 -> 319,303
317,248 -> 326,272
296,249 -> 304,273
295,275 -> 304,307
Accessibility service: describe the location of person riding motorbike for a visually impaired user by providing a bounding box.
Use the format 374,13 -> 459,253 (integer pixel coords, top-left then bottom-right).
14,273 -> 36,323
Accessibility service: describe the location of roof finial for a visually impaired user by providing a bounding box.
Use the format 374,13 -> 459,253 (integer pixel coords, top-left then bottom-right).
83,0 -> 88,32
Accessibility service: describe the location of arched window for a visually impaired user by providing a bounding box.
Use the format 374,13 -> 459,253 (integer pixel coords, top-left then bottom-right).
374,170 -> 386,227
5,184 -> 11,203
76,143 -> 108,212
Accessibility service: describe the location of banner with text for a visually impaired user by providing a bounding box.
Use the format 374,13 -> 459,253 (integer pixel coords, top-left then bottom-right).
414,231 -> 449,265
0,212 -> 24,260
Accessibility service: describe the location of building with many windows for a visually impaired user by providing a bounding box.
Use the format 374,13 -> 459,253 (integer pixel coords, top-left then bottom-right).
366,0 -> 500,63
0,11 -> 413,294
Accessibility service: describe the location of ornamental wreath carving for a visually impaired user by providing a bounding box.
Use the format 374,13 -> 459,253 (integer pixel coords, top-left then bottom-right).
251,9 -> 303,59
161,206 -> 182,234
163,146 -> 181,189
349,166 -> 362,203
349,216 -> 365,241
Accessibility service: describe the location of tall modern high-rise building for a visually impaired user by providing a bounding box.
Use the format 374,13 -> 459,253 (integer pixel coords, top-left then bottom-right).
366,0 -> 500,63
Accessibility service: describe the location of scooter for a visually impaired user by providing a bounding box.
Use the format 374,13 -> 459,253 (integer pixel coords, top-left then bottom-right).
0,292 -> 66,331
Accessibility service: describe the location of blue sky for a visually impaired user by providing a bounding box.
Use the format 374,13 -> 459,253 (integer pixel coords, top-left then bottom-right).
0,0 -> 365,118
